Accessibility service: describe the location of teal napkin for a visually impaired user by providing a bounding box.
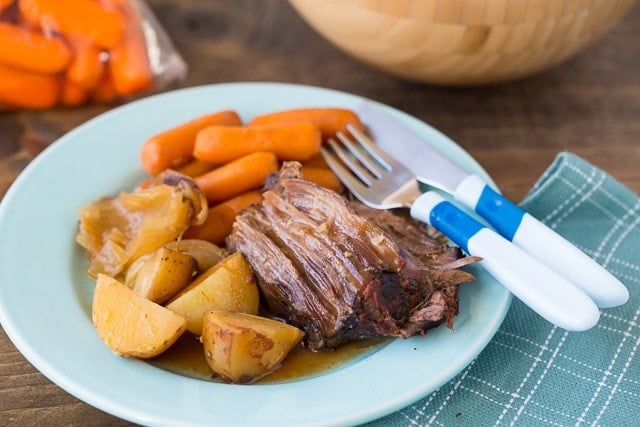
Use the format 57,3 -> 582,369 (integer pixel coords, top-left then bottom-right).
368,152 -> 640,426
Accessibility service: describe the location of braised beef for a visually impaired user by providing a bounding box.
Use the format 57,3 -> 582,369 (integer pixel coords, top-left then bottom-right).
227,162 -> 478,351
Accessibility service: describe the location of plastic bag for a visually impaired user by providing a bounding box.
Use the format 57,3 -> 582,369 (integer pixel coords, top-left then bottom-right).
0,0 -> 187,109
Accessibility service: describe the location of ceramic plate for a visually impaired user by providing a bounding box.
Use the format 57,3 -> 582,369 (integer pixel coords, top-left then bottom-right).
0,83 -> 511,426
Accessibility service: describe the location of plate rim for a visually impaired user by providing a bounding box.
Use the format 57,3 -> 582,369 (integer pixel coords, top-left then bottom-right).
0,82 -> 511,426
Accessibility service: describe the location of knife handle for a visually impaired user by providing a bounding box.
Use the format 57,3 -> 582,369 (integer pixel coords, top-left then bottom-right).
411,191 -> 600,331
454,175 -> 628,309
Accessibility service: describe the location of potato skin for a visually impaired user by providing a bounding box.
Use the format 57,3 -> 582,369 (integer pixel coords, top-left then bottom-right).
164,239 -> 228,273
201,309 -> 305,384
125,246 -> 197,304
92,274 -> 187,359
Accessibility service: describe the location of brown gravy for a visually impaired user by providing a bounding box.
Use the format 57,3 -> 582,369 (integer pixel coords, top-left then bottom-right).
150,333 -> 389,384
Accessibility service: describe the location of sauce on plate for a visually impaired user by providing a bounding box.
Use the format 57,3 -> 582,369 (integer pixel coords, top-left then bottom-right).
150,333 -> 389,384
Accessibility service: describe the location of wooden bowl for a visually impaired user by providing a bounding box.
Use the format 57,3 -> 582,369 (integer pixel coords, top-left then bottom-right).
288,0 -> 637,85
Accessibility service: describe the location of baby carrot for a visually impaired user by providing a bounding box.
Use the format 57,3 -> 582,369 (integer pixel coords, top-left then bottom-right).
0,62 -> 61,109
301,152 -> 329,168
0,22 -> 72,73
194,151 -> 279,204
103,0 -> 153,96
302,166 -> 344,193
136,159 -> 218,192
134,159 -> 218,192
19,0 -> 124,49
136,158 -> 218,193
65,36 -> 105,90
248,108 -> 365,140
194,122 -> 322,164
175,159 -> 216,178
140,110 -> 242,175
184,191 -> 263,245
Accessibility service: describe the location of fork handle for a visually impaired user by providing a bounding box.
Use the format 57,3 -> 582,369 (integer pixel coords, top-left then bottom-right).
454,175 -> 628,308
411,191 -> 600,332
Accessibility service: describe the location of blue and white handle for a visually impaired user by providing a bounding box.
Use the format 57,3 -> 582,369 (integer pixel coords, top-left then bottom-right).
454,175 -> 628,308
411,191 -> 601,331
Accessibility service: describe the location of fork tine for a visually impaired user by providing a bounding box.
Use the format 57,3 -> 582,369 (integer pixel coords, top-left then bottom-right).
320,146 -> 371,199
336,131 -> 384,179
323,128 -> 419,209
326,137 -> 374,187
346,124 -> 398,171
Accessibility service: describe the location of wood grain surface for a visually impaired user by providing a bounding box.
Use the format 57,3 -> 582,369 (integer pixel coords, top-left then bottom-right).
1,0 -> 638,425
288,0 -> 637,85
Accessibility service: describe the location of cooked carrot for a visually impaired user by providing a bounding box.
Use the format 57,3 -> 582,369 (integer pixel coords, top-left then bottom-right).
248,108 -> 365,140
135,160 -> 216,192
141,110 -> 242,175
65,36 -> 105,90
194,151 -> 278,204
176,159 -> 216,178
0,62 -> 60,108
184,191 -> 263,245
302,166 -> 344,193
60,79 -> 88,106
302,152 -> 329,168
19,0 -> 124,49
194,122 -> 322,164
0,22 -> 72,73
102,0 -> 153,96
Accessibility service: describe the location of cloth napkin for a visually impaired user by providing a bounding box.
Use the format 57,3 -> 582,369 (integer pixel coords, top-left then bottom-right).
367,152 -> 640,427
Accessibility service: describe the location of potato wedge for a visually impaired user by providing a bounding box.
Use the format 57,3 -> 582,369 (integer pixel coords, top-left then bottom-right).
164,239 -> 228,273
92,274 -> 187,358
201,309 -> 305,383
125,246 -> 197,304
165,252 -> 260,335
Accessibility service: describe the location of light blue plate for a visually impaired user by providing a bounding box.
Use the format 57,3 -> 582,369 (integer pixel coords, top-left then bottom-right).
0,83 -> 511,426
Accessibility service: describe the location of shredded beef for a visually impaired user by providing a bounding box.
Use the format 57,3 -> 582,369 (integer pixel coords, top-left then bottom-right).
227,162 -> 478,351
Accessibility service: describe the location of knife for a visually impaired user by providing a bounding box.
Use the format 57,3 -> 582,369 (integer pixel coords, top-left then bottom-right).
357,102 -> 629,309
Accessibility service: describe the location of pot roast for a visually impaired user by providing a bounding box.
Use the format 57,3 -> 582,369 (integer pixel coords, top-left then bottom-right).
227,162 -> 479,352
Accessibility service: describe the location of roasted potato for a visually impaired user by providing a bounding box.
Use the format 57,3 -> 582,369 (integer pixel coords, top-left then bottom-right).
201,309 -> 305,384
165,252 -> 260,335
125,246 -> 197,304
92,274 -> 187,358
164,239 -> 228,273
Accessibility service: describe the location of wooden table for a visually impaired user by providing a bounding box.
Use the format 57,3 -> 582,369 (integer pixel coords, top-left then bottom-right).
1,1 -> 639,425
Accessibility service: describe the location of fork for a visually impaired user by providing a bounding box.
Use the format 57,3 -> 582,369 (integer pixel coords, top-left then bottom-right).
321,125 -> 600,332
